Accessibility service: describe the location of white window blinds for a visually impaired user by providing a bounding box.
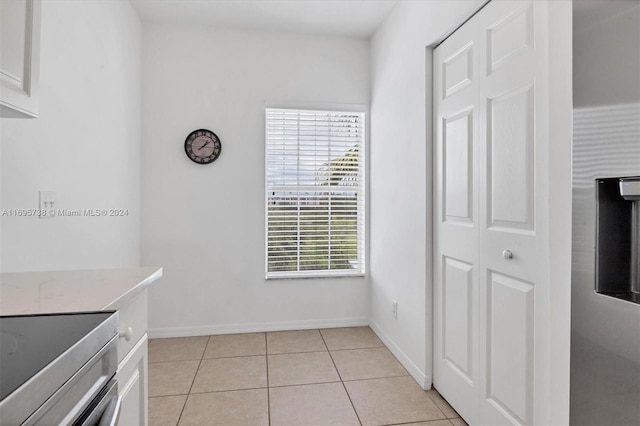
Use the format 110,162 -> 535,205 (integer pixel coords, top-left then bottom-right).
265,108 -> 365,278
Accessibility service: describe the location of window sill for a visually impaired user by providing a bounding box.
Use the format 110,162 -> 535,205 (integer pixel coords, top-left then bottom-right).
265,271 -> 366,280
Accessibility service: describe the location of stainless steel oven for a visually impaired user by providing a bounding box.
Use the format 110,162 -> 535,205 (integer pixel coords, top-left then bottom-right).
74,378 -> 120,426
0,311 -> 120,425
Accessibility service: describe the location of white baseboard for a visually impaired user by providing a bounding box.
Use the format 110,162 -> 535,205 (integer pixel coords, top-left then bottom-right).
148,317 -> 370,339
369,320 -> 432,390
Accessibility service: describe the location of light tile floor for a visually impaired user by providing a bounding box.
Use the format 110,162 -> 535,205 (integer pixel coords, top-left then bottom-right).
148,327 -> 468,426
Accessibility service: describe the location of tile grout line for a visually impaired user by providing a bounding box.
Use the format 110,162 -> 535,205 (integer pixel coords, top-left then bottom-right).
318,329 -> 363,426
341,374 -> 410,383
188,385 -> 269,395
328,345 -> 386,353
149,392 -> 190,398
424,388 -> 456,421
148,349 -> 329,365
148,394 -> 189,399
266,349 -> 329,355
267,380 -> 341,389
149,353 -> 264,364
382,420 -> 455,426
176,380 -> 352,396
175,336 -> 210,426
428,387 -> 462,420
265,332 -> 271,426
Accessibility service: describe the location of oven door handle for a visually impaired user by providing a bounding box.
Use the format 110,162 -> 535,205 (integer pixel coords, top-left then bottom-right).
97,394 -> 121,426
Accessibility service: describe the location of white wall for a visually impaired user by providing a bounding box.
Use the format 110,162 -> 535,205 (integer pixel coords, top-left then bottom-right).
0,0 -> 142,272
369,0 -> 483,387
141,25 -> 371,336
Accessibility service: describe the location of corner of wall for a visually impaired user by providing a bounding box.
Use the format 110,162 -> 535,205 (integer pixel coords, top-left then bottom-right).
369,320 -> 431,389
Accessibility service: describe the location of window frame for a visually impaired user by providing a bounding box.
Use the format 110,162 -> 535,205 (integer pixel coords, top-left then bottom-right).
264,105 -> 367,280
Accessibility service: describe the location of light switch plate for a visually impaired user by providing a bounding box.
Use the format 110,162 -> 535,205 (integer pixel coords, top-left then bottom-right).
39,191 -> 56,219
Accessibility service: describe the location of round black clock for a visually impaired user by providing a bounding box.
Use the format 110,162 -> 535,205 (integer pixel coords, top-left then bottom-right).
184,129 -> 222,164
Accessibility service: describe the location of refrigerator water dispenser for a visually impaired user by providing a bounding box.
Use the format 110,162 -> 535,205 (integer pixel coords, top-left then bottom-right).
596,177 -> 640,304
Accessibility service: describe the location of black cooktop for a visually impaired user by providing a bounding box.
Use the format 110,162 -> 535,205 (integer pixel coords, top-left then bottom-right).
0,312 -> 114,401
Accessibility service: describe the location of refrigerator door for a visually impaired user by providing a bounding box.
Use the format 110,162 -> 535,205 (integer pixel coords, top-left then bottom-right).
572,1 -> 640,425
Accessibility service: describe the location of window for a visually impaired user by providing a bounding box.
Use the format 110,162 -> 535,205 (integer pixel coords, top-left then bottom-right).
265,108 -> 365,278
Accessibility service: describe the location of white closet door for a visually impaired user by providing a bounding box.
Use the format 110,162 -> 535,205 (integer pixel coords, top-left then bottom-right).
433,10 -> 481,421
434,1 -> 569,425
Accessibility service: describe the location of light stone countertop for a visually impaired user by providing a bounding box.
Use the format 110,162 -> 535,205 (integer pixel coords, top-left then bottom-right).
0,267 -> 162,316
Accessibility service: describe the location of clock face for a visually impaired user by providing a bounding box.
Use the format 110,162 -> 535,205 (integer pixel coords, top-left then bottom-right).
184,129 -> 222,164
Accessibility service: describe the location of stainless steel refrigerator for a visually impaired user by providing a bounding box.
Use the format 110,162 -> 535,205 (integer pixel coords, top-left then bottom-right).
571,1 -> 640,424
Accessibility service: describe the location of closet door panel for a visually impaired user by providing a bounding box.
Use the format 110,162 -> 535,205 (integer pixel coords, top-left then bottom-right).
486,272 -> 534,424
477,2 -> 539,425
434,18 -> 481,421
487,85 -> 535,231
444,109 -> 474,224
443,256 -> 474,381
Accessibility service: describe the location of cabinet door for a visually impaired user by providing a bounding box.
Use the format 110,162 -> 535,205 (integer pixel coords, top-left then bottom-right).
116,336 -> 148,426
0,0 -> 40,117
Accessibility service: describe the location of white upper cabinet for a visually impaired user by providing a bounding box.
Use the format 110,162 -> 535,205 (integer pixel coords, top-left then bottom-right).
0,0 -> 41,118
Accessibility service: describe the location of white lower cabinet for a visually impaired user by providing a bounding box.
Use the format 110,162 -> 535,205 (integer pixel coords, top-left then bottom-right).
115,290 -> 149,426
116,336 -> 148,426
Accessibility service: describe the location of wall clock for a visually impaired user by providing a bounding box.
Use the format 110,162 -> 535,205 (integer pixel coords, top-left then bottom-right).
184,129 -> 222,164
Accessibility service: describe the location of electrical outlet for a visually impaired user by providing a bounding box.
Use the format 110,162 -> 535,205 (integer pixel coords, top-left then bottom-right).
392,300 -> 398,319
39,191 -> 56,219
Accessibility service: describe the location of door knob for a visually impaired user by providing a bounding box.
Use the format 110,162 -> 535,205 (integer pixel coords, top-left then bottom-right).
502,250 -> 513,260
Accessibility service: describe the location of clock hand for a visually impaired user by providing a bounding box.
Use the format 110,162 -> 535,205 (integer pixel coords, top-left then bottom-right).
196,140 -> 211,152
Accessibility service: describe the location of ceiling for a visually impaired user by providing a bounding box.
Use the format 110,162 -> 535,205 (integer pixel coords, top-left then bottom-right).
129,0 -> 399,39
